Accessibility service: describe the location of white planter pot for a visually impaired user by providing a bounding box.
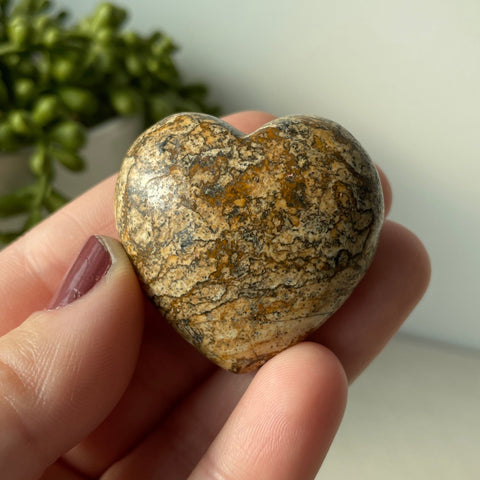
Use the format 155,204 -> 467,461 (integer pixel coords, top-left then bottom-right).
0,115 -> 143,233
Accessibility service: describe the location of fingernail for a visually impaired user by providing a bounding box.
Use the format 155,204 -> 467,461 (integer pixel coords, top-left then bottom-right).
48,236 -> 112,309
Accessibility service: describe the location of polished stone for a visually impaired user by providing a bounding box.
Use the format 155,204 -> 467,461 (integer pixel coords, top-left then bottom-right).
115,113 -> 384,372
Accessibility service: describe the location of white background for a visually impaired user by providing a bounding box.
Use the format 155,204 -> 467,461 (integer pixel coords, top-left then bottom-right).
61,0 -> 480,349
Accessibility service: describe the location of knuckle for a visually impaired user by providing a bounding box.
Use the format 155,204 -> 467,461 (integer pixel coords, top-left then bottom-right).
0,327 -> 50,469
0,363 -> 46,475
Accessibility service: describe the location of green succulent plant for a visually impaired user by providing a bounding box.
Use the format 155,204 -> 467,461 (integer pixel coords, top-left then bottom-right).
0,0 -> 219,244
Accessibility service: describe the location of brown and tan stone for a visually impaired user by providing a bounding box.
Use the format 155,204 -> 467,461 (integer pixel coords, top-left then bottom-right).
115,113 -> 384,373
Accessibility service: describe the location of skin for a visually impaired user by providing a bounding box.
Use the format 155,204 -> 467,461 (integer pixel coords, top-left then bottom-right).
0,111 -> 430,480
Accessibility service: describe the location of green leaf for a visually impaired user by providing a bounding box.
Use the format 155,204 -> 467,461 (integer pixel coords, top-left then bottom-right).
51,56 -> 78,83
48,144 -> 84,171
125,53 -> 144,77
8,109 -> 36,137
0,43 -> 22,56
109,87 -> 143,116
0,230 -> 22,245
0,186 -> 34,218
150,34 -> 176,57
121,30 -> 141,48
58,86 -> 98,116
7,15 -> 31,47
29,144 -> 48,176
22,206 -> 43,231
49,120 -> 86,151
41,25 -> 61,47
14,77 -> 37,106
31,94 -> 63,126
0,121 -> 19,151
44,188 -> 67,212
91,3 -> 127,31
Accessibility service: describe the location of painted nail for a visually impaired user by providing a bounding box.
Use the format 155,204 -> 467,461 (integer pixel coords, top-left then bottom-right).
48,236 -> 112,309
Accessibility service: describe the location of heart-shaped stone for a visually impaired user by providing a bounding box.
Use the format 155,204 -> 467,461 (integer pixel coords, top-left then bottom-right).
115,113 -> 384,373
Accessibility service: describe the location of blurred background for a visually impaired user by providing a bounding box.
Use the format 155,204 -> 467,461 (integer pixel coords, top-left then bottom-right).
56,0 -> 480,478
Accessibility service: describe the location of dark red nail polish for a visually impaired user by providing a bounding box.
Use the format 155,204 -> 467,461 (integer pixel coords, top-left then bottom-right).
48,236 -> 112,309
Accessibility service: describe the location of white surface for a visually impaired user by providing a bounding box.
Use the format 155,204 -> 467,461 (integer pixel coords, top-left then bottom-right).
317,334 -> 480,479
61,0 -> 480,349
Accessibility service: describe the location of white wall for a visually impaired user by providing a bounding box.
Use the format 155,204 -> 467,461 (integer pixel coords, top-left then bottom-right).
61,0 -> 480,349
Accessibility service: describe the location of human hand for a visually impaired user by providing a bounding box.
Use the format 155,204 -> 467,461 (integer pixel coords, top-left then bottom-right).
0,111 -> 430,480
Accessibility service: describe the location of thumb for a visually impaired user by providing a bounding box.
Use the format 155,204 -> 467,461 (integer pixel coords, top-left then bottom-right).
0,236 -> 144,479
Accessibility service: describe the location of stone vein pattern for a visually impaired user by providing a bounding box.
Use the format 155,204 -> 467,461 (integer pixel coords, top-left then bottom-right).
115,113 -> 384,373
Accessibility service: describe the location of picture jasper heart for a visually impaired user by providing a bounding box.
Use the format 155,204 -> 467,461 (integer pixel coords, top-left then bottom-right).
115,113 -> 384,373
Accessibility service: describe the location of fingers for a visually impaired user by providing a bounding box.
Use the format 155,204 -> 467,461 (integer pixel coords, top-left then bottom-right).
100,343 -> 347,480
99,367 -> 254,479
80,220 -> 427,478
311,221 -> 431,382
0,175 -> 119,335
5,111 -> 280,477
62,304 -> 214,478
222,110 -> 276,133
0,109 -> 400,478
0,236 -> 143,479
188,343 -> 347,480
